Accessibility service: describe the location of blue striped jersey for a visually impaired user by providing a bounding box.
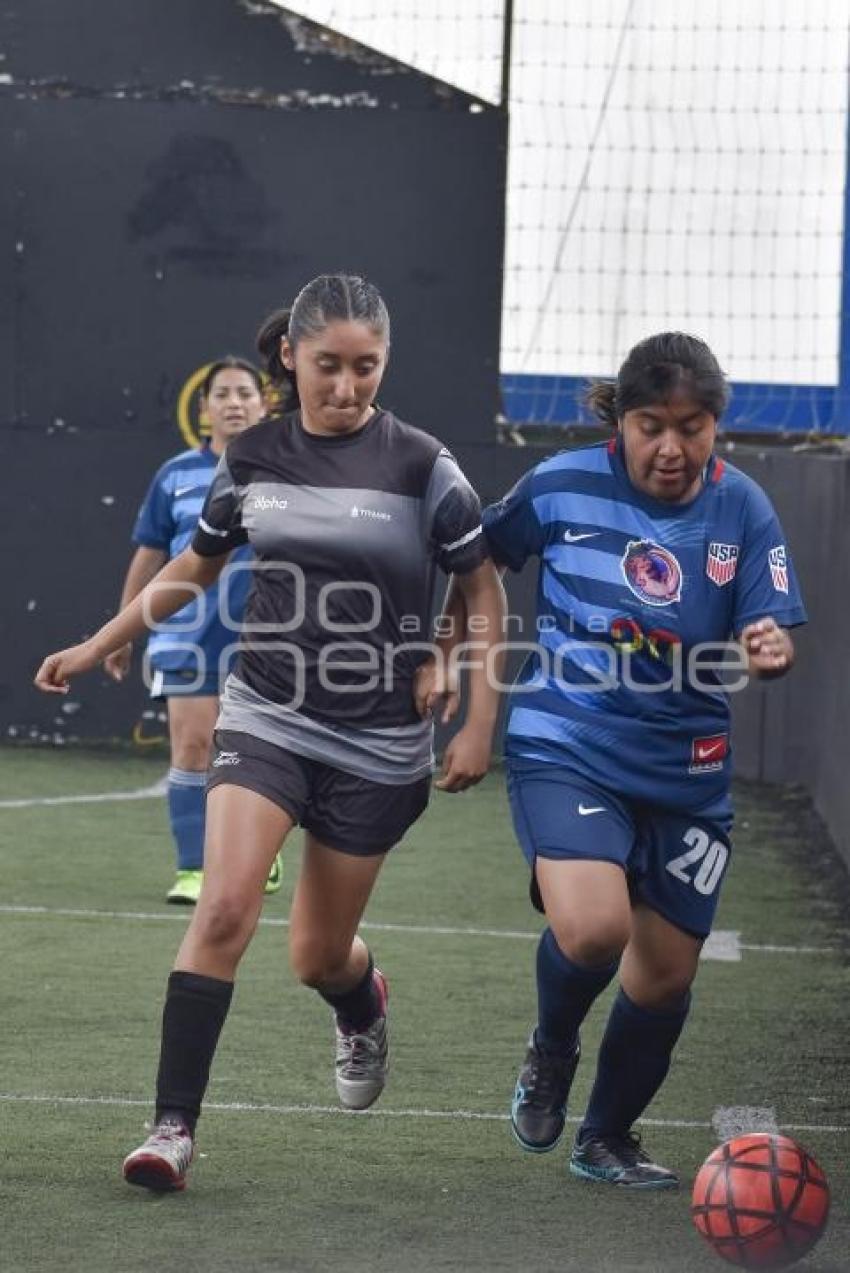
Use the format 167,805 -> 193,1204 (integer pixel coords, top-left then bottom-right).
132,443 -> 251,674
482,439 -> 806,817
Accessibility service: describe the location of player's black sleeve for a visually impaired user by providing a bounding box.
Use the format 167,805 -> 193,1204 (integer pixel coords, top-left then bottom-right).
191,456 -> 249,557
425,449 -> 488,575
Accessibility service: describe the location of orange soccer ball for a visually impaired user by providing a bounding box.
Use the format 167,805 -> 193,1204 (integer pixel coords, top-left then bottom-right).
691,1134 -> 830,1269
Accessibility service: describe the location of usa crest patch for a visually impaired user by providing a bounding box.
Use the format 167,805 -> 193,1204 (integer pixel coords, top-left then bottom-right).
769,545 -> 788,593
706,543 -> 739,587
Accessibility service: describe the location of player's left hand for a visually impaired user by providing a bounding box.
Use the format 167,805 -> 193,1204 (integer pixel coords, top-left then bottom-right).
740,618 -> 794,676
435,723 -> 491,792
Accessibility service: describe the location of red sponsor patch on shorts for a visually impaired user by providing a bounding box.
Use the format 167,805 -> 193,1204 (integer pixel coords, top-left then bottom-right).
690,733 -> 728,773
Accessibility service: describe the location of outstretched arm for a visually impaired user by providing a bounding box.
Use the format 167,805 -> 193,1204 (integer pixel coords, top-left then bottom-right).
103,545 -> 168,682
34,547 -> 226,693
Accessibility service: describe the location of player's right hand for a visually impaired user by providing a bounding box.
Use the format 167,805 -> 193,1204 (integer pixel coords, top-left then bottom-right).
413,656 -> 460,724
34,641 -> 101,693
104,643 -> 132,683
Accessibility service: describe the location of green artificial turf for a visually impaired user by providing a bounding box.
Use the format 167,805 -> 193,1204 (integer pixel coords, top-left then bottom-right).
0,750 -> 846,1272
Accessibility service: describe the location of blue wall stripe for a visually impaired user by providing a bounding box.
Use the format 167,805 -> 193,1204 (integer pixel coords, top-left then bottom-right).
501,374 -> 845,434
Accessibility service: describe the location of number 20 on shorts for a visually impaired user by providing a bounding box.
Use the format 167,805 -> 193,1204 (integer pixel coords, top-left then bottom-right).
666,827 -> 729,895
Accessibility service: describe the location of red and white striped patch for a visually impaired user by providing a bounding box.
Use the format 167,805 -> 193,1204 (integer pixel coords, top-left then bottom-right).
769,545 -> 789,593
706,543 -> 739,587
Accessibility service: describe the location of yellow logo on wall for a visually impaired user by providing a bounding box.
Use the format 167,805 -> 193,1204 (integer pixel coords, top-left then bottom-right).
176,364 -> 214,449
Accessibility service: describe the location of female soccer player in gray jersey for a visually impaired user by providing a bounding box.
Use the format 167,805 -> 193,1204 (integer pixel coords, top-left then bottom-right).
36,274 -> 506,1192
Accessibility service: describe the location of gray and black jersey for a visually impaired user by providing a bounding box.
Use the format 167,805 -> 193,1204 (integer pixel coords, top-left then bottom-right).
192,409 -> 487,782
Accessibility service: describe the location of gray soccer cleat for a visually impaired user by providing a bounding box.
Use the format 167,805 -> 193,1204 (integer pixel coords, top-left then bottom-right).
334,968 -> 389,1110
122,1117 -> 194,1192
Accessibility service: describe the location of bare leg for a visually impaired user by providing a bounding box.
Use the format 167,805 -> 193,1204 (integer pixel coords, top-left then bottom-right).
288,833 -> 389,1110
288,833 -> 386,990
176,785 -> 294,980
167,695 -> 219,772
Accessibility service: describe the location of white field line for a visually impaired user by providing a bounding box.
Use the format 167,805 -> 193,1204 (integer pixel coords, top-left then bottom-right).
702,930 -> 740,961
0,780 -> 168,809
0,903 -> 535,942
738,941 -> 834,955
0,789 -> 837,957
0,904 -> 835,959
0,1091 -> 845,1135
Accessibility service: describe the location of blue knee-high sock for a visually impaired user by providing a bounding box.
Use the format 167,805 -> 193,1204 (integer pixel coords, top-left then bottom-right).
167,768 -> 207,870
580,986 -> 691,1140
536,928 -> 619,1055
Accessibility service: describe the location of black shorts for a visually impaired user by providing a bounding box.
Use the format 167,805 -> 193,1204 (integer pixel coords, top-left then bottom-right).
207,730 -> 430,857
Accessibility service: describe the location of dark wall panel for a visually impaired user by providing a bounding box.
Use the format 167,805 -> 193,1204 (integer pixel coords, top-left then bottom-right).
0,0 -> 506,741
727,450 -> 850,868
0,125 -> 18,434
11,97 -> 503,443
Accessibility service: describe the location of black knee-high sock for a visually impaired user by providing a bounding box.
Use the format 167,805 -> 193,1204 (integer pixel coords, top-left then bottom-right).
580,986 -> 691,1141
316,953 -> 380,1032
536,927 -> 619,1055
155,970 -> 234,1135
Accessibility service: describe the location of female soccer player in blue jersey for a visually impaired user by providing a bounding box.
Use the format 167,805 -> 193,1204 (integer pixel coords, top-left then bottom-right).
482,333 -> 804,1189
104,357 -> 283,904
35,274 -> 505,1193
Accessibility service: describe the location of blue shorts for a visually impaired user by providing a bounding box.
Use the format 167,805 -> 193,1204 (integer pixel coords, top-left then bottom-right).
505,758 -> 733,940
149,668 -> 221,699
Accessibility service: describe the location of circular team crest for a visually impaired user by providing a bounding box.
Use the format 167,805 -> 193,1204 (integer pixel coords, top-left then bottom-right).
621,539 -> 682,607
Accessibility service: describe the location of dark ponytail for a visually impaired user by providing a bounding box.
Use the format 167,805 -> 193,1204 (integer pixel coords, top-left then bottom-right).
587,332 -> 730,429
585,380 -> 618,429
256,307 -> 298,413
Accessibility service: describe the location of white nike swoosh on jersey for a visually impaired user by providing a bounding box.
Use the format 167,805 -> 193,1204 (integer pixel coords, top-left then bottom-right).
563,530 -> 600,543
578,804 -> 605,815
174,485 -> 201,499
696,742 -> 725,760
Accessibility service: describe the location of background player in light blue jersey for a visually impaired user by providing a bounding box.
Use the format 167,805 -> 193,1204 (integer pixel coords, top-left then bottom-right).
480,333 -> 805,1189
105,357 -> 282,904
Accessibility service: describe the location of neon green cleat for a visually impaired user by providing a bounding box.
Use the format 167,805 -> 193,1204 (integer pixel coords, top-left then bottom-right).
264,852 -> 283,895
166,869 -> 203,905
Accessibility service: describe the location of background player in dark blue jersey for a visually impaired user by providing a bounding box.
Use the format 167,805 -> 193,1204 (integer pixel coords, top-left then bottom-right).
36,274 -> 505,1193
479,333 -> 805,1189
104,357 -> 283,905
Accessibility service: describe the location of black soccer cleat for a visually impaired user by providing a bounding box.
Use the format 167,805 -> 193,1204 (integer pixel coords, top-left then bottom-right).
569,1131 -> 679,1189
510,1031 -> 580,1153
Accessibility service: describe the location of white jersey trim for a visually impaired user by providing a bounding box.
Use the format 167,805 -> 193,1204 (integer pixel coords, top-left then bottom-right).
198,516 -> 230,539
441,524 -> 483,554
